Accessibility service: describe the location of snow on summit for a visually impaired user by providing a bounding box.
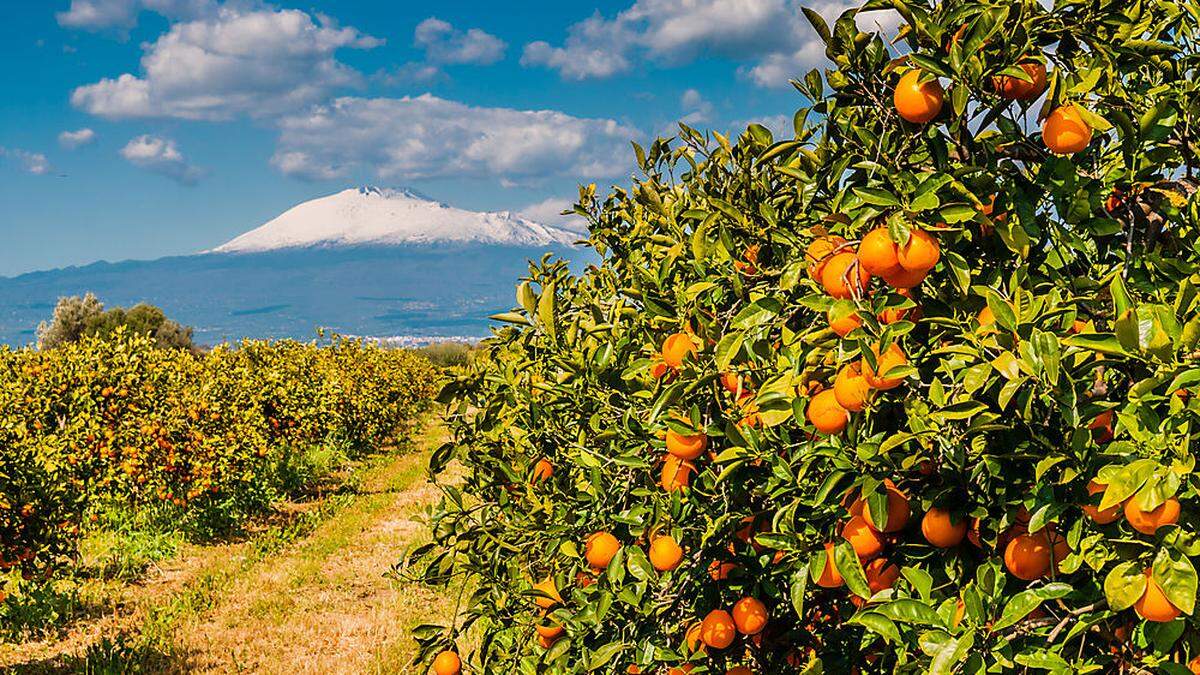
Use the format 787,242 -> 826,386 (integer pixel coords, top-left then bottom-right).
212,187 -> 579,253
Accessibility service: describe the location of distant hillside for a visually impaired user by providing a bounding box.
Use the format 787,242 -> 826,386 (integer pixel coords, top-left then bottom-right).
0,244 -> 584,346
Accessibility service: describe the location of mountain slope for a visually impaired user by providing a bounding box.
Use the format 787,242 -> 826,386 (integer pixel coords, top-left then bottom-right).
213,187 -> 579,253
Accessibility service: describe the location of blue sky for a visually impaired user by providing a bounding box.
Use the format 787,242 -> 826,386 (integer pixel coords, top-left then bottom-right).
0,0 -> 866,277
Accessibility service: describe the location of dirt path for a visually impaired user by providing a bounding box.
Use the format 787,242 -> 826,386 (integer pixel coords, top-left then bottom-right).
1,418 -> 458,674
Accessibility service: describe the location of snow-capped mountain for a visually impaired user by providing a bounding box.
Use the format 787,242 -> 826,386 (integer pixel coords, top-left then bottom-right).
212,186 -> 580,253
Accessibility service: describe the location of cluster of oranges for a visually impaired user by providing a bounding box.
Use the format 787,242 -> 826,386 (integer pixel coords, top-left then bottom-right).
815,480 -> 909,602
892,57 -> 1093,156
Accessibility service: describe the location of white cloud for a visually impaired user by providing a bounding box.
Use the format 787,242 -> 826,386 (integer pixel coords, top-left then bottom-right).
270,94 -> 638,184
679,88 -> 713,125
119,134 -> 204,184
730,114 -> 793,139
414,18 -> 506,65
59,128 -> 97,149
57,0 -> 219,32
520,197 -> 589,233
0,148 -> 52,175
71,8 -> 381,120
523,0 -> 896,87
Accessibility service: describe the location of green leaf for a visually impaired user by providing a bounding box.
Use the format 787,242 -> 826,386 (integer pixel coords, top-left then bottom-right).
853,187 -> 901,207
790,568 -> 808,619
1153,548 -> 1198,615
835,540 -> 871,599
1104,561 -> 1146,611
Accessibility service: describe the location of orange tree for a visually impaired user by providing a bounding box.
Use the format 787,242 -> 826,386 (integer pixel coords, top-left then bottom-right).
414,0 -> 1200,672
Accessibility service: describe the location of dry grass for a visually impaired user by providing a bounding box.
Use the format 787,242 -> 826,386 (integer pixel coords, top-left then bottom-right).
1,416 -> 463,674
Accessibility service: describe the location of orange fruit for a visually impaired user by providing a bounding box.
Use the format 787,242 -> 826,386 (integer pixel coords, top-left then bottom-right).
806,389 -> 849,435
828,302 -> 863,337
700,609 -> 737,649
1004,532 -> 1051,581
662,333 -> 696,368
532,458 -> 553,482
1189,655 -> 1200,674
821,252 -> 871,299
586,532 -> 621,569
1088,410 -> 1114,431
537,633 -> 558,649
894,70 -> 944,123
432,650 -> 462,675
952,598 -> 966,628
1135,569 -> 1182,622
1043,105 -> 1093,155
861,343 -> 908,391
536,622 -> 565,640
878,289 -> 917,324
727,668 -> 753,675
861,479 -> 910,533
666,427 -> 707,460
533,576 -> 563,609
649,535 -> 684,571
833,364 -> 872,413
650,360 -> 670,379
1124,496 -> 1180,535
1082,479 -> 1121,525
668,666 -> 695,675
732,597 -> 769,635
842,515 -> 885,560
720,372 -> 750,396
708,558 -> 737,580
864,557 -> 900,594
921,507 -> 968,548
661,454 -> 694,492
815,542 -> 844,588
993,61 -> 1047,101
976,306 -> 997,332
806,236 -> 846,280
857,227 -> 901,276
897,229 -> 940,272
880,264 -> 929,289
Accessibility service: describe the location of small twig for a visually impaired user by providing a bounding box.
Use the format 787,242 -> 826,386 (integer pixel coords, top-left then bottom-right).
1046,600 -> 1106,643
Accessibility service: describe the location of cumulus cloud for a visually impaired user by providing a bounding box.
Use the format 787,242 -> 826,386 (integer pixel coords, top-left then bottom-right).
119,134 -> 204,184
520,197 -> 589,233
71,7 -> 381,120
270,94 -> 637,184
57,0 -> 219,32
414,18 -> 506,65
0,148 -> 52,175
679,88 -> 713,125
522,0 -> 896,87
59,128 -> 97,149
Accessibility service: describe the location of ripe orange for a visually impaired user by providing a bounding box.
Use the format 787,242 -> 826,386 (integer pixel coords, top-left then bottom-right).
828,302 -> 863,337
815,542 -> 844,588
700,609 -> 737,649
806,235 -> 846,280
880,264 -> 928,289
976,306 -> 997,332
860,479 -> 910,533
864,557 -> 900,594
1124,496 -> 1180,535
666,427 -> 707,460
1135,569 -> 1182,622
667,666 -> 695,675
857,227 -> 901,276
532,458 -> 554,482
727,668 -> 753,675
993,61 -> 1047,101
650,360 -> 670,379
433,650 -> 462,675
842,515 -> 885,560
720,372 -> 750,396
821,252 -> 871,299
537,633 -> 558,649
533,577 -> 563,609
921,507 -> 968,548
1082,479 -> 1121,524
1043,105 -> 1093,155
833,364 -> 872,413
1190,655 -> 1200,674
649,535 -> 684,571
897,229 -> 940,272
709,558 -> 737,580
806,389 -> 849,435
732,597 -> 769,635
1004,532 -> 1051,581
661,454 -> 694,492
861,342 -> 908,391
535,622 -> 564,640
878,289 -> 917,324
662,333 -> 696,368
894,70 -> 944,123
586,532 -> 621,569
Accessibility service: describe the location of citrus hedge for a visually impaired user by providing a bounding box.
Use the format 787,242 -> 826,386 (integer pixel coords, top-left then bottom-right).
416,0 -> 1200,672
0,330 -> 438,605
